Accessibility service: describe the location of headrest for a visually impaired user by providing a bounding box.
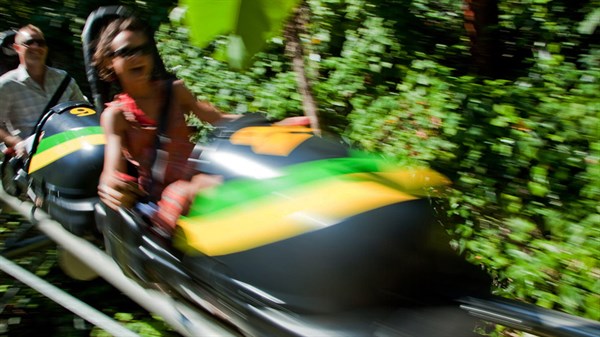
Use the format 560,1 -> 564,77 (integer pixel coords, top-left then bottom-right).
0,30 -> 17,57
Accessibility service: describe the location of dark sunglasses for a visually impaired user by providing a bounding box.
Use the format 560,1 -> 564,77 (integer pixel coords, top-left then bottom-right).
110,43 -> 153,58
20,38 -> 47,47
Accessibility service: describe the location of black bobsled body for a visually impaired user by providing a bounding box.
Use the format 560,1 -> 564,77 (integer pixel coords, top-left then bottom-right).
93,111 -> 491,336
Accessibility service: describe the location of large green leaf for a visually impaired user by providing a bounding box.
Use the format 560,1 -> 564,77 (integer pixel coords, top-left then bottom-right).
181,0 -> 300,69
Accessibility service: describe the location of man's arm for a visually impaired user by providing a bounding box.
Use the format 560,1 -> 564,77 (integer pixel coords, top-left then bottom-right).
0,77 -> 18,146
0,128 -> 21,147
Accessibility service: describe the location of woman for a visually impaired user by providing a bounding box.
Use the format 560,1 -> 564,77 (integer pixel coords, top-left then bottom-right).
93,17 -> 237,235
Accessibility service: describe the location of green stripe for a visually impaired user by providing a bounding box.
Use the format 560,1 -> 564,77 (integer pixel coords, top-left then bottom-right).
36,126 -> 104,152
187,152 -> 396,218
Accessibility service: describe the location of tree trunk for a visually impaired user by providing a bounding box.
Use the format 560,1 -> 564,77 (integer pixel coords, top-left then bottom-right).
463,0 -> 499,77
285,1 -> 321,134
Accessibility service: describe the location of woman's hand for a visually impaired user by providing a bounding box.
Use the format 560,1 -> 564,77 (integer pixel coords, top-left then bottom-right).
152,174 -> 223,234
274,116 -> 311,126
98,171 -> 146,210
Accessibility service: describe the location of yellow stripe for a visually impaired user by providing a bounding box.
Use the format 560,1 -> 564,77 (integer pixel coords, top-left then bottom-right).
350,168 -> 452,196
28,134 -> 106,173
177,178 -> 416,256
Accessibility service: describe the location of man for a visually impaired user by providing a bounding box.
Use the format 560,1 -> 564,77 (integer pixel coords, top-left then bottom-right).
0,24 -> 86,156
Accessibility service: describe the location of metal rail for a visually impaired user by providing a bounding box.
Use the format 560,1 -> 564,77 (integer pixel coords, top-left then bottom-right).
0,254 -> 140,337
0,190 -> 240,337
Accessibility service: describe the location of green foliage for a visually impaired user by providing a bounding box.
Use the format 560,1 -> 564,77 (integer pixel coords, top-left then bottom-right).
156,23 -> 305,120
180,0 -> 301,69
185,113 -> 215,144
442,41 -> 598,322
90,313 -> 178,337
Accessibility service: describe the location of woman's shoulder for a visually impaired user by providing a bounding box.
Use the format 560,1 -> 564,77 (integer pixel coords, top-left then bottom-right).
105,93 -> 129,109
169,78 -> 192,94
171,78 -> 185,86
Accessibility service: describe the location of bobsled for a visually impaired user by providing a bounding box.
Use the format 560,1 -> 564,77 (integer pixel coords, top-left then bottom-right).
99,115 -> 496,336
0,100 -> 104,236
1,5 -> 597,337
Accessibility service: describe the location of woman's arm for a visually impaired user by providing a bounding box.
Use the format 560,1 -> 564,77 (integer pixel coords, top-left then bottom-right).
174,80 -> 239,124
98,107 -> 146,210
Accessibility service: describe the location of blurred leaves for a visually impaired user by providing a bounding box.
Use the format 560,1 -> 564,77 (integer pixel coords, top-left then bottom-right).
180,0 -> 301,69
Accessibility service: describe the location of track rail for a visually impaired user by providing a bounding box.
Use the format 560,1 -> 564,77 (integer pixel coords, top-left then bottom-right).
0,190 -> 241,337
0,254 -> 140,337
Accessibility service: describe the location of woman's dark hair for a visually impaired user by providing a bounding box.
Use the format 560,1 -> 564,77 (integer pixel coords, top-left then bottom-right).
92,16 -> 149,82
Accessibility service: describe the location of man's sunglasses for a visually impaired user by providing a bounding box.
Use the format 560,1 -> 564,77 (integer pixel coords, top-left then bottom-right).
20,38 -> 47,47
110,43 -> 153,58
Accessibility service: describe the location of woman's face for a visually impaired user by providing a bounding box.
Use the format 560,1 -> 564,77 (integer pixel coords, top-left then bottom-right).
110,30 -> 154,84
